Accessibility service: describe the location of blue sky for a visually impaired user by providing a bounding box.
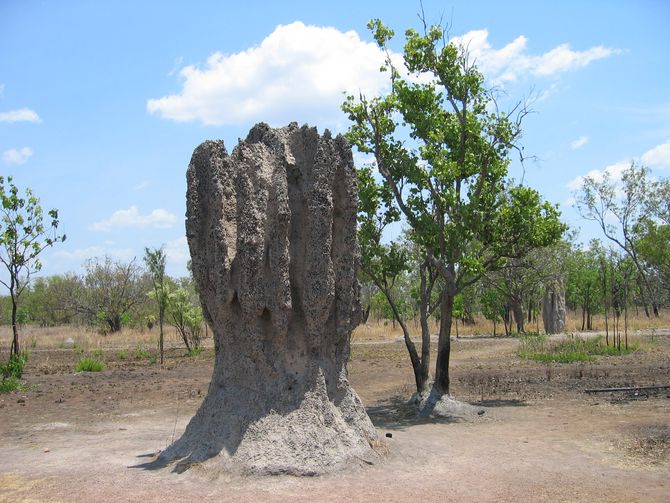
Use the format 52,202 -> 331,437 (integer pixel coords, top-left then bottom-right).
1,0 -> 669,278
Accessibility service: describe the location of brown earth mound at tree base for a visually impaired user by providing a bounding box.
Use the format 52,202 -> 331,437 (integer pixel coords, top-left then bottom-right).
147,123 -> 378,475
411,387 -> 488,420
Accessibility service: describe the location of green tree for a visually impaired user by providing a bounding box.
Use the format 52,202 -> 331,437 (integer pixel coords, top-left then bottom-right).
343,20 -> 565,398
565,243 -> 603,330
357,164 -> 439,394
575,163 -> 661,316
635,219 -> 670,304
72,256 -> 147,333
166,287 -> 204,352
0,176 -> 65,356
480,287 -> 506,336
21,274 -> 81,327
144,247 -> 168,364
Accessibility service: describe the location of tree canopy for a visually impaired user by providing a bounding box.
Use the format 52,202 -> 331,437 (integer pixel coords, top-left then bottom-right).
0,176 -> 65,356
343,19 -> 565,396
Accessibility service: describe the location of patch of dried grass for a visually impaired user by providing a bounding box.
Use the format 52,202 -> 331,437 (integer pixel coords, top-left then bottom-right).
617,423 -> 670,464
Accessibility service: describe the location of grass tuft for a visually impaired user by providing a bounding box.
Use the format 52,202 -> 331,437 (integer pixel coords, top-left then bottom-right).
74,357 -> 105,372
187,347 -> 205,357
0,376 -> 26,393
519,334 -> 638,363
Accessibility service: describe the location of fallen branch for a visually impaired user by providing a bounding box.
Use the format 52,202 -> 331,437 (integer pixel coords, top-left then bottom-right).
585,385 -> 670,393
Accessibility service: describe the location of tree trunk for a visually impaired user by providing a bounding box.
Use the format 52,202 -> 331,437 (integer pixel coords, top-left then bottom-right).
434,289 -> 454,395
107,314 -> 122,333
158,306 -> 164,364
10,290 -> 20,357
386,288 -> 427,394
418,264 -> 432,393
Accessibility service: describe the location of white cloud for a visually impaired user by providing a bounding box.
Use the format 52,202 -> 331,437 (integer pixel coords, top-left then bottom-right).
2,147 -> 33,165
165,236 -> 189,264
147,21 -> 394,126
567,160 -> 629,191
450,29 -> 620,84
570,136 -> 589,150
133,180 -> 150,191
164,236 -> 192,277
641,139 -> 670,168
0,108 -> 42,123
0,83 -> 5,96
53,245 -> 134,262
90,206 -> 178,231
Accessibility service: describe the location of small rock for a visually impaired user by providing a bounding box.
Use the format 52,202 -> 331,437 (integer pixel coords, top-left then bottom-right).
17,398 -> 25,404
44,448 -> 50,453
477,410 -> 485,416
64,337 -> 75,348
385,432 -> 393,438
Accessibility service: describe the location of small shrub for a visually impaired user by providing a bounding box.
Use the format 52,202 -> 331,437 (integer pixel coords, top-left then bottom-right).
116,349 -> 128,360
148,356 -> 157,365
91,348 -> 104,358
134,346 -> 151,360
0,376 -> 24,393
188,347 -> 205,358
0,351 -> 29,379
75,358 -> 105,372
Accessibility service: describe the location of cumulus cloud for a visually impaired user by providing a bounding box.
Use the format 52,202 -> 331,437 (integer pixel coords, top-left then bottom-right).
567,160 -> 630,191
90,206 -> 178,231
570,136 -> 589,150
53,245 -> 134,262
165,236 -> 189,263
641,139 -> 670,168
149,22 -> 621,127
2,147 -> 33,165
450,29 -> 620,84
147,21 -> 395,126
0,108 -> 42,123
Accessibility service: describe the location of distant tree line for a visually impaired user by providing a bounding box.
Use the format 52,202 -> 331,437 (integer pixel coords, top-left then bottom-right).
0,254 -> 205,352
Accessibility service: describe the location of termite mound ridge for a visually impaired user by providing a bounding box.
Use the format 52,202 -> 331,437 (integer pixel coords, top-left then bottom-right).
155,122 -> 378,476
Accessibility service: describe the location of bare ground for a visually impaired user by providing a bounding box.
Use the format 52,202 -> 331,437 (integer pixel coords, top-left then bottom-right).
0,331 -> 669,502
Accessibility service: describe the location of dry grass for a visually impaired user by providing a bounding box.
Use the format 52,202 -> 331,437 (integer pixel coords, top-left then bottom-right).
0,324 -> 213,353
352,310 -> 670,342
617,423 -> 670,464
0,308 -> 668,354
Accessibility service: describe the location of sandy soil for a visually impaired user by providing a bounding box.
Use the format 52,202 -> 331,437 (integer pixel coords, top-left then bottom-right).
0,332 -> 668,502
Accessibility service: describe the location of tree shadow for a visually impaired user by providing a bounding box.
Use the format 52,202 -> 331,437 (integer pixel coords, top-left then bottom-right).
471,398 -> 527,407
366,396 -> 462,430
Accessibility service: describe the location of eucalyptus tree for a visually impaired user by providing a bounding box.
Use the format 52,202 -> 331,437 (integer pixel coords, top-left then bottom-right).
343,20 -> 564,397
0,176 -> 65,356
575,163 -> 661,316
565,244 -> 602,330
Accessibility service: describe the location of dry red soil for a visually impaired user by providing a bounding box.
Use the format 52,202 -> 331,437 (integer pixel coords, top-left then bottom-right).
1,332 -> 668,502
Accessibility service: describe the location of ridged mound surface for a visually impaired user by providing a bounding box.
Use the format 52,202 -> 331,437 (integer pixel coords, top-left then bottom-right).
157,122 -> 377,475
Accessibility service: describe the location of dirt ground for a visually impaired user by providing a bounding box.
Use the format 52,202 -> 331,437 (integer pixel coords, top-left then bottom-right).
1,330 -> 669,502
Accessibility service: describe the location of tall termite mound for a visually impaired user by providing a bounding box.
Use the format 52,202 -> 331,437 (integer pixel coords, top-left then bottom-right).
543,281 -> 566,334
158,122 -> 377,475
